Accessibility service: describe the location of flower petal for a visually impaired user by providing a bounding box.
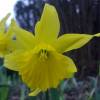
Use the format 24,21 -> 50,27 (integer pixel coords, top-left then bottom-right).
0,34 -> 9,57
20,51 -> 77,90
94,33 -> 100,37
9,19 -> 35,50
4,51 -> 23,71
3,20 -> 20,53
0,19 -> 17,57
4,46 -> 76,92
0,13 -> 10,33
53,34 -> 93,53
29,88 -> 41,96
35,4 -> 60,43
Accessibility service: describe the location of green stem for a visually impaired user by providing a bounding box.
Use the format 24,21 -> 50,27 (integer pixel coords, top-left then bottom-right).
46,90 -> 50,100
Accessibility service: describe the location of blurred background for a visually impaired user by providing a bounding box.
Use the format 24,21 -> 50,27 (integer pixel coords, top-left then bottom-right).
0,0 -> 100,100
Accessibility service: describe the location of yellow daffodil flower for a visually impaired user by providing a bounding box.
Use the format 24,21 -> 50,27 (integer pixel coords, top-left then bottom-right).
0,14 -> 18,57
3,4 -> 98,96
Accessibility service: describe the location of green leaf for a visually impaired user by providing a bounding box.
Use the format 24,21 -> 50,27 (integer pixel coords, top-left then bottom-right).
0,85 -> 9,100
49,89 -> 60,100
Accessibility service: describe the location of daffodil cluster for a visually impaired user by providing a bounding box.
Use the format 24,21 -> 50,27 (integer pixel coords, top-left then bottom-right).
0,4 -> 99,96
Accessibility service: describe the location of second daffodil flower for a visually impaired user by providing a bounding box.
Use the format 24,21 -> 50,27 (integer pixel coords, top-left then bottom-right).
0,14 -> 17,57
4,4 -> 95,96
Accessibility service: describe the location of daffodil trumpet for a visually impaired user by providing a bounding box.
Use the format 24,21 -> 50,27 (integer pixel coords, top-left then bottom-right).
1,4 -> 100,96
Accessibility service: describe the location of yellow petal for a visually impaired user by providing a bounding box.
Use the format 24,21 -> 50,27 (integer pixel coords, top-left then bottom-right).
53,34 -> 93,53
0,19 -> 26,57
0,13 -> 10,33
0,19 -> 16,57
65,73 -> 74,78
20,50 -> 76,91
35,4 -> 60,43
29,88 -> 41,96
3,20 -> 20,53
4,44 -> 76,92
94,33 -> 100,37
0,34 -> 9,57
10,19 -> 35,50
5,19 -> 15,37
4,50 -> 25,71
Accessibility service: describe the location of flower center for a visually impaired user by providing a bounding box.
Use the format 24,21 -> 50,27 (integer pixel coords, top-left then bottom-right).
39,49 -> 48,61
33,43 -> 56,62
